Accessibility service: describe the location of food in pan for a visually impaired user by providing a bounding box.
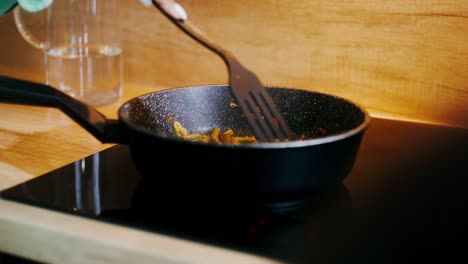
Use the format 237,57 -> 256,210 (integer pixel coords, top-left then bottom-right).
169,119 -> 325,144
172,121 -> 257,144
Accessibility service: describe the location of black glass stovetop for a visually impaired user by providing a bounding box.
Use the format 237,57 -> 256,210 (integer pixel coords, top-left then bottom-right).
2,118 -> 468,262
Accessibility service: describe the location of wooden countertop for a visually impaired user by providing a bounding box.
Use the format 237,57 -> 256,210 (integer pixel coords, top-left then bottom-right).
0,82 -> 281,264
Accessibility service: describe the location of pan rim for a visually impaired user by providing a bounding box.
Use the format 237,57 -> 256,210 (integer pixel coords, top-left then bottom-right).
118,85 -> 371,149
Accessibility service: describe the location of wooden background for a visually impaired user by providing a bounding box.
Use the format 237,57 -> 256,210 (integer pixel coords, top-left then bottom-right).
0,0 -> 467,128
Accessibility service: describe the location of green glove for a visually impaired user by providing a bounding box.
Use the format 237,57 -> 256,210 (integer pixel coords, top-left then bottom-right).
1,0 -> 53,15
0,0 -> 17,15
17,0 -> 53,13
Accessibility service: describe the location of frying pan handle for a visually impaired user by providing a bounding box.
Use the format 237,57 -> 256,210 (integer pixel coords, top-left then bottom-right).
0,75 -> 128,144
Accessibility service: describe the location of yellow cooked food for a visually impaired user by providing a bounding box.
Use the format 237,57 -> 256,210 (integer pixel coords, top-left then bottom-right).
172,121 -> 257,144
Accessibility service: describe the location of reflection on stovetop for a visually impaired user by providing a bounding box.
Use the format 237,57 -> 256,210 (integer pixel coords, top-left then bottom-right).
0,145 -> 354,263
102,180 -> 352,260
2,118 -> 468,262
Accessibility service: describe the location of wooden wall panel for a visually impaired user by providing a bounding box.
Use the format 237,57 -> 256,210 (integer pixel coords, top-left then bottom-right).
0,0 -> 467,128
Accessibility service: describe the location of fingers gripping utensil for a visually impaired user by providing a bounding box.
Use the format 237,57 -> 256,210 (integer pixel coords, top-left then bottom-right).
151,0 -> 296,142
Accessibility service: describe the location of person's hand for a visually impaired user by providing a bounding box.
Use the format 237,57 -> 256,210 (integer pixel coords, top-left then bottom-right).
140,0 -> 187,20
6,0 -> 187,20
17,0 -> 53,13
17,0 -> 177,15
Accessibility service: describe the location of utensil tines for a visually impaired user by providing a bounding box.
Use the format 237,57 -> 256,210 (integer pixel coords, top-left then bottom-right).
152,0 -> 296,142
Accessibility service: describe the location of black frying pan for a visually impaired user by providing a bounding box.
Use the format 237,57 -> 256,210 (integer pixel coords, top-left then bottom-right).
0,75 -> 370,207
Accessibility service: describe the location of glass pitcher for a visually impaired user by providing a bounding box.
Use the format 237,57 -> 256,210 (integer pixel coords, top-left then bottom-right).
13,0 -> 123,106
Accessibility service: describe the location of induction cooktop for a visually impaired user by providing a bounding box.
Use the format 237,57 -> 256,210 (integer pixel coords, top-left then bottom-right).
2,118 -> 468,262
